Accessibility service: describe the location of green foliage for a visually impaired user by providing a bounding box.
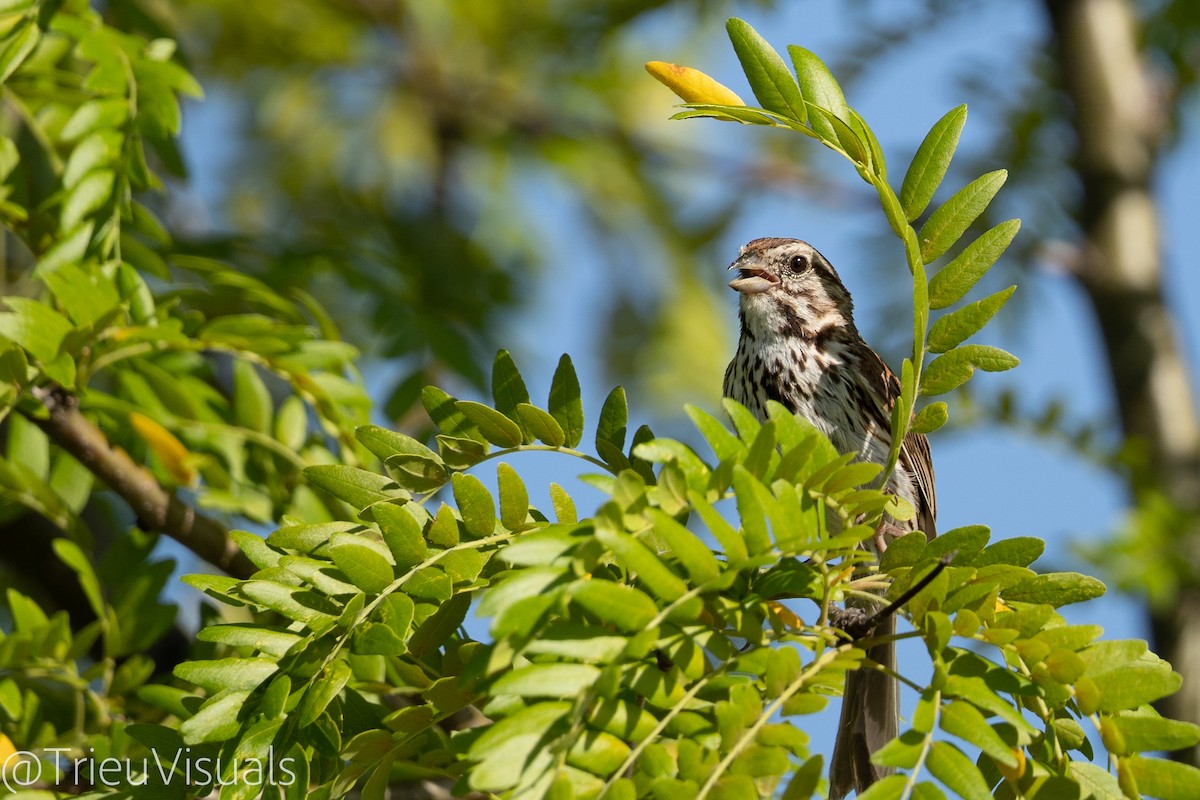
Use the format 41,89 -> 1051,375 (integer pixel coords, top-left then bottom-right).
0,1 -> 369,529
119,352 -> 1196,799
1,7 -> 1197,800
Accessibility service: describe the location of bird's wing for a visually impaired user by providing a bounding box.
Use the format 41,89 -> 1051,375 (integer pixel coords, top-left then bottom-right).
899,430 -> 937,540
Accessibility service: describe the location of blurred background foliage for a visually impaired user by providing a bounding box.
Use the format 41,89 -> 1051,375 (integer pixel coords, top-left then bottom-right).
118,0 -> 787,419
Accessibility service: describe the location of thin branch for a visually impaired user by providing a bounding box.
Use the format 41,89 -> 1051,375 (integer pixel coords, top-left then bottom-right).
829,554 -> 953,640
25,386 -> 255,579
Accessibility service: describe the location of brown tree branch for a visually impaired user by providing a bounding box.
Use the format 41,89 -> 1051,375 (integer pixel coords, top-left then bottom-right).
24,387 -> 255,580
1046,0 -> 1200,764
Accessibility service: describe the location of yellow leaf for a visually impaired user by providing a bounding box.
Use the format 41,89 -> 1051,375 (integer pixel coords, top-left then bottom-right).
996,747 -> 1025,782
0,732 -> 17,764
768,600 -> 805,629
129,411 -> 196,485
645,61 -> 745,106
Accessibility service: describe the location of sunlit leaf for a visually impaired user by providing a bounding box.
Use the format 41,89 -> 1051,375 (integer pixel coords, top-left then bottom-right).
919,170 -> 1008,264
927,220 -> 1021,309
920,345 -> 1019,395
900,105 -> 968,221
548,354 -> 584,448
645,61 -> 745,106
927,286 -> 1016,353
726,19 -> 805,121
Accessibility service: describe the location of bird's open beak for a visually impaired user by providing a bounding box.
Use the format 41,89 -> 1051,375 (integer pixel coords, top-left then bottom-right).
727,262 -> 779,295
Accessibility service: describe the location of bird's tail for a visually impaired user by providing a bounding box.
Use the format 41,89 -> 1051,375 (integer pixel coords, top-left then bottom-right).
829,614 -> 898,800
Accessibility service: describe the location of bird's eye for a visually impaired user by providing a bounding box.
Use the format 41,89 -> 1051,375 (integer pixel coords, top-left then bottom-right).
789,254 -> 809,272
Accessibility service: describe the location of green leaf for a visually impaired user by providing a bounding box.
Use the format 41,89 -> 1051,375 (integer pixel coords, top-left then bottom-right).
726,19 -> 806,122
918,170 -> 1008,263
436,434 -> 488,468
62,130 -> 122,190
239,581 -> 339,631
900,105 -> 968,222
408,593 -> 470,659
0,19 -> 39,83
492,663 -> 602,698
788,45 -> 850,139
873,729 -> 926,770
499,526 -> 581,566
371,503 -> 428,569
297,660 -> 352,726
1004,572 -> 1106,606
327,537 -> 395,594
851,108 -> 887,179
456,400 -> 524,447
1080,640 -> 1147,673
693,492 -> 747,564
516,403 -> 566,447
820,461 -> 882,494
646,508 -> 722,585
855,775 -> 908,800
1065,762 -> 1123,800
571,579 -> 658,633
1125,755 -> 1200,800
452,472 -> 496,538
686,404 -> 746,463
275,396 -> 308,450
497,463 -> 530,530
60,168 -> 115,231
491,350 -> 531,428
549,354 -> 584,448
174,658 -> 278,694
468,702 -> 571,792
925,741 -> 991,800
927,286 -> 1016,353
52,539 -> 105,619
550,482 -> 577,524
384,453 -> 450,492
806,103 -> 868,164
233,360 -> 272,434
928,220 -> 1022,309
351,622 -> 407,656
596,386 -> 628,451
37,262 -> 121,328
920,345 -> 1020,395
1107,710 -> 1200,754
304,465 -> 408,510
911,402 -> 948,434
939,701 -> 1018,767
0,297 -> 74,363
179,689 -> 250,744
731,465 -> 774,555
195,624 -> 302,658
379,593 -> 415,641
1091,655 -> 1181,712
422,386 -> 486,443
923,525 -> 990,565
672,105 -> 779,125
595,524 -> 690,607
356,425 -> 440,463
976,537 -> 1044,568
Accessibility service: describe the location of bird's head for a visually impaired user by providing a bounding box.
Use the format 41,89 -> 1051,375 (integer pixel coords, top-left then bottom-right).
727,237 -> 855,337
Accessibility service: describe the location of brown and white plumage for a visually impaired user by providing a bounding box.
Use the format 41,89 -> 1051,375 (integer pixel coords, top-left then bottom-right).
721,238 -> 936,798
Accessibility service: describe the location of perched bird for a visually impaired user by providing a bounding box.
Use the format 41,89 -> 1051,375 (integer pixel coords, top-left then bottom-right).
722,237 -> 937,799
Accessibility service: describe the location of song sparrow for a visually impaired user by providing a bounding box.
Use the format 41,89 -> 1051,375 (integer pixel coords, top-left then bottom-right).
722,237 -> 937,799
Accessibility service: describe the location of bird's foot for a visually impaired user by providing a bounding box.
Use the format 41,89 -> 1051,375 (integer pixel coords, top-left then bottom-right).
828,605 -> 877,640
